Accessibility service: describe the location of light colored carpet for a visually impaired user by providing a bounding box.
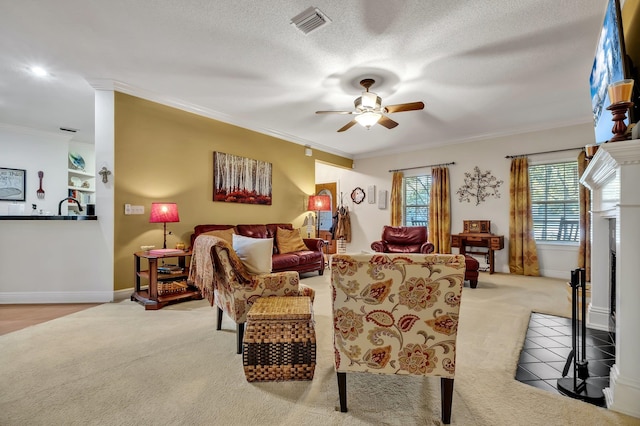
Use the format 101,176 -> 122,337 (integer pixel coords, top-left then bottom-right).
1,272 -> 637,426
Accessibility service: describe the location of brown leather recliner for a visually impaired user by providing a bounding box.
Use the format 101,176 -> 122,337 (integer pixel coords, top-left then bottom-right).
371,226 -> 435,254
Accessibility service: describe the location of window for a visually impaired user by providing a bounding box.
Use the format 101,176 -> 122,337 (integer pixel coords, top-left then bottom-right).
403,175 -> 431,227
529,161 -> 580,242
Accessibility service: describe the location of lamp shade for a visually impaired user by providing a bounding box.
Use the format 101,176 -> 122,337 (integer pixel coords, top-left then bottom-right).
307,195 -> 331,212
149,202 -> 180,223
355,111 -> 382,128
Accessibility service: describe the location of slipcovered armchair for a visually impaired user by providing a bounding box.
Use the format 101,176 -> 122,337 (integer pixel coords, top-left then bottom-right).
330,253 -> 465,424
371,225 -> 434,254
188,235 -> 315,354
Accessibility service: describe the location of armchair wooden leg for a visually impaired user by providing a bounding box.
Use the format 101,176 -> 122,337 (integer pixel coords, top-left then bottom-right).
337,372 -> 348,412
441,377 -> 454,424
236,322 -> 245,355
216,307 -> 223,331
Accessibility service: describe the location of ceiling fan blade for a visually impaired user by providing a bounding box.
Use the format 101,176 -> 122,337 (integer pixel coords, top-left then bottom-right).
383,101 -> 425,114
337,120 -> 358,132
378,115 -> 399,129
316,110 -> 354,115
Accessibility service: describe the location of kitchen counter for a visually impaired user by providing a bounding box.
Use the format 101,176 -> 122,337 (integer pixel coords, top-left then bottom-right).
0,215 -> 98,220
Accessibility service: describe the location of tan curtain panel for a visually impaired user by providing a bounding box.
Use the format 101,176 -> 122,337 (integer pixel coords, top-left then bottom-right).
578,151 -> 591,282
390,171 -> 403,226
508,157 -> 540,276
429,167 -> 451,253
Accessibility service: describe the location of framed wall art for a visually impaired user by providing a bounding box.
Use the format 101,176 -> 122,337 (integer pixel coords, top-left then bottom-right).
0,167 -> 26,201
213,152 -> 272,205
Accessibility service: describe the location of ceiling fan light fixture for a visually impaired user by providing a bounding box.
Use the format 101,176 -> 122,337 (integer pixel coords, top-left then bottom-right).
355,112 -> 381,129
361,92 -> 379,109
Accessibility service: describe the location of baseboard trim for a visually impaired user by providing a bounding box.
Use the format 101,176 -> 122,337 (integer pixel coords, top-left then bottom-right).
587,303 -> 612,332
605,364 -> 640,418
114,288 -> 134,302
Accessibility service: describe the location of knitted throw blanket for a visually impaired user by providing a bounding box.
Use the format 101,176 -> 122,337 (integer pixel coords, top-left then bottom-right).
188,235 -> 250,304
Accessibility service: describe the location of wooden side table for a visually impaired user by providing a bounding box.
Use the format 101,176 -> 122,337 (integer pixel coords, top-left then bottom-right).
132,250 -> 202,310
451,233 -> 504,274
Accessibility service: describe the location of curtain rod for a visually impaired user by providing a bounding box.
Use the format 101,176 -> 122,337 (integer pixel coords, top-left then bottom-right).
505,147 -> 584,159
389,161 -> 455,173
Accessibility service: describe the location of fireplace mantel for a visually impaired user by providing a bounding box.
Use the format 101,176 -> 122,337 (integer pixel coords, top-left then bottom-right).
580,139 -> 640,418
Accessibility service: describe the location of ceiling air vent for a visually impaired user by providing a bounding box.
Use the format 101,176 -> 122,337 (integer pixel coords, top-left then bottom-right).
290,7 -> 331,35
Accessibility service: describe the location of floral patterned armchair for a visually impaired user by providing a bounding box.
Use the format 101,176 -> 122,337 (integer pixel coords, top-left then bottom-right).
330,253 -> 465,424
189,235 -> 315,354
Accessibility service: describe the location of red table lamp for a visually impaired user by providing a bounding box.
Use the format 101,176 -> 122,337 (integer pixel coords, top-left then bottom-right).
149,202 -> 180,249
307,195 -> 331,238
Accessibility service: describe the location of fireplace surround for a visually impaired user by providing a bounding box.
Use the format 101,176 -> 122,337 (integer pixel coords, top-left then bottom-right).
580,139 -> 640,418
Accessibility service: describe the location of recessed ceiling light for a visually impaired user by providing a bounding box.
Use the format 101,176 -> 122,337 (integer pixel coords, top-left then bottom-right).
29,66 -> 49,77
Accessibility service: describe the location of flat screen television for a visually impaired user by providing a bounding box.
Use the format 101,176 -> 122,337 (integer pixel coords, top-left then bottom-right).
590,0 -> 631,144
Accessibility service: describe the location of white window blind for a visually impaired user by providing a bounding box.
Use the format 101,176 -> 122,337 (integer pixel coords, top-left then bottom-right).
529,161 -> 580,242
403,175 -> 431,228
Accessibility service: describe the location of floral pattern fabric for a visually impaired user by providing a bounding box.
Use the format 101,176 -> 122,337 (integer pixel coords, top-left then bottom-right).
331,253 -> 465,377
189,235 -> 315,324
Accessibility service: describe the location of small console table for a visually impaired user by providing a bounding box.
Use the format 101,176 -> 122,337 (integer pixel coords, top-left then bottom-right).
451,224 -> 504,274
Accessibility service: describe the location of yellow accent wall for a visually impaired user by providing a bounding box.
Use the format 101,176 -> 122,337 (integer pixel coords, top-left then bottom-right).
623,0 -> 640,66
113,93 -> 351,290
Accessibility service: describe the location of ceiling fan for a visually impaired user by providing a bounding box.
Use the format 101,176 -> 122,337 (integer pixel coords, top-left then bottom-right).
316,78 -> 425,132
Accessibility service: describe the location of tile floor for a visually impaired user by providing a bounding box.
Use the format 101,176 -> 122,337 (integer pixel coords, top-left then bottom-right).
516,312 -> 615,408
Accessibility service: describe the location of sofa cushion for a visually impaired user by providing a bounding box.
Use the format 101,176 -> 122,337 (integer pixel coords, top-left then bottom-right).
295,250 -> 322,264
236,224 -> 268,239
203,228 -> 236,243
272,253 -> 300,270
383,225 -> 428,245
194,224 -> 235,235
276,227 -> 308,254
232,234 -> 273,274
387,243 -> 423,253
266,223 -> 293,238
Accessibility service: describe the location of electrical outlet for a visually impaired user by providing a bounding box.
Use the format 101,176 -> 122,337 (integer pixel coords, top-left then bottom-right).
124,204 -> 132,215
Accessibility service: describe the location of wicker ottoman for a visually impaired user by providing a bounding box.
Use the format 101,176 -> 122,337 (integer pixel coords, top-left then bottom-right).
243,296 -> 316,382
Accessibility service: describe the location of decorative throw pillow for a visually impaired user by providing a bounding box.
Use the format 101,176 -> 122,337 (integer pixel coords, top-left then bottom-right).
276,227 -> 308,254
232,234 -> 273,274
203,228 -> 236,243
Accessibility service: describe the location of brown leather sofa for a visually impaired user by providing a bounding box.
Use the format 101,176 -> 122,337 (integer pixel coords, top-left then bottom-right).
371,225 -> 435,254
191,223 -> 325,275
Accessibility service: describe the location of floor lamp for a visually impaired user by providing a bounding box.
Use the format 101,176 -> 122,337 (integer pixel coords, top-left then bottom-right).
307,195 -> 331,238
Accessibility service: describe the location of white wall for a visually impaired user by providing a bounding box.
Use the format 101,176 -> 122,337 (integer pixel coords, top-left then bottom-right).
318,123 -> 594,279
0,123 -> 113,303
0,124 -> 70,215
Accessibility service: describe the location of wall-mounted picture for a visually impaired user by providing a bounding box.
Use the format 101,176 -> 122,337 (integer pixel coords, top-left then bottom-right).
0,167 -> 26,201
213,152 -> 272,205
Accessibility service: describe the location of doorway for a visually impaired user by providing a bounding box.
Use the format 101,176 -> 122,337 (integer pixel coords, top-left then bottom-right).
315,182 -> 337,232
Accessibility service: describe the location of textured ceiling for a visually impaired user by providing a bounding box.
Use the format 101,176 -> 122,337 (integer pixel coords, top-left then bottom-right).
0,1 -> 608,158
